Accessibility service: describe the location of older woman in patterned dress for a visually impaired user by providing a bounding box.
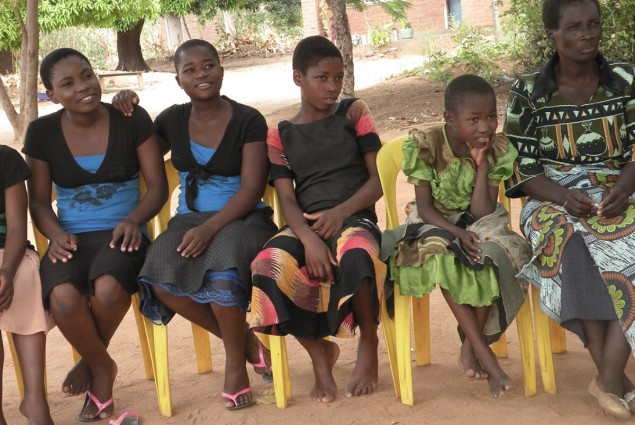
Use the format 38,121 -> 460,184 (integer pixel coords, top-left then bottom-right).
504,0 -> 635,419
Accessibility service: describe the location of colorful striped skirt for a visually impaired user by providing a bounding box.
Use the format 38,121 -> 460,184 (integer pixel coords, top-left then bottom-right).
249,213 -> 386,339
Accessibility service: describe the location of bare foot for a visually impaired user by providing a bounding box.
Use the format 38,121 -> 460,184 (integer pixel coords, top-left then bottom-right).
79,358 -> 117,421
19,398 -> 54,425
310,340 -> 340,404
345,335 -> 379,397
487,370 -> 513,397
458,341 -> 487,380
477,347 -> 512,397
62,359 -> 91,396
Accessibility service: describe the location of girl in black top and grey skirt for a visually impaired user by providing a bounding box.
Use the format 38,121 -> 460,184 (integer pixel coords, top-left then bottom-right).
113,39 -> 277,411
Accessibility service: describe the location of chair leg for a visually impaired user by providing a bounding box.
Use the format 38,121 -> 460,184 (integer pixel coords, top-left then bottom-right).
131,293 -> 154,380
530,285 -> 556,394
380,295 -> 400,398
491,333 -> 509,359
152,324 -> 173,417
7,333 -> 25,399
394,285 -> 414,405
268,335 -> 291,408
412,295 -> 430,366
549,319 -> 567,354
72,347 -> 80,364
190,323 -> 213,374
515,298 -> 537,396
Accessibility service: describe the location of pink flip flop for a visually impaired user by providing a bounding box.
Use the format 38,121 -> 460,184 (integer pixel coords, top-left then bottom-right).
109,411 -> 141,425
248,342 -> 273,383
78,391 -> 114,422
222,387 -> 256,411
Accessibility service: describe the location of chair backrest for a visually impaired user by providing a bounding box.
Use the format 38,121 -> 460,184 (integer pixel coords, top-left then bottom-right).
263,184 -> 286,229
156,158 -> 180,234
376,134 -> 512,229
377,135 -> 410,229
156,158 -> 286,231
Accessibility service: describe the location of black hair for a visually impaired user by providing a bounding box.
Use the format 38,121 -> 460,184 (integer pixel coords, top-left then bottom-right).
444,74 -> 495,113
40,48 -> 91,90
174,39 -> 220,72
292,35 -> 342,73
542,0 -> 601,30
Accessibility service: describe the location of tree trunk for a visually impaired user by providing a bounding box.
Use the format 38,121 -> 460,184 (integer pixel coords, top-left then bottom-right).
22,0 -> 39,139
325,0 -> 354,98
0,0 -> 38,141
0,81 -> 20,140
115,20 -> 151,71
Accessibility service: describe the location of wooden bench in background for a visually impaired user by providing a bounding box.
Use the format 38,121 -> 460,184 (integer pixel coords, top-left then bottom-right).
97,71 -> 144,92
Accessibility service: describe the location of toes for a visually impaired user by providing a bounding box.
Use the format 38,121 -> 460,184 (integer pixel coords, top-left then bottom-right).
320,392 -> 336,403
312,388 -> 336,403
345,382 -> 376,397
464,369 -> 476,379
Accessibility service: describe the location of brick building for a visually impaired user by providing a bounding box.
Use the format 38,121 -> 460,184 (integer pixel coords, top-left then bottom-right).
157,0 -> 507,52
301,0 -> 507,40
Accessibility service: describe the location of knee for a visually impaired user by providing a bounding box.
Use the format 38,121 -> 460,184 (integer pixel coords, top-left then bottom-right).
49,284 -> 83,318
92,276 -> 130,309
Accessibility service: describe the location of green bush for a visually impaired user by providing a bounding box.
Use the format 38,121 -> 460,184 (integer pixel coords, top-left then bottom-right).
370,23 -> 392,49
424,19 -> 502,84
40,27 -> 117,70
39,21 -> 169,70
502,0 -> 635,70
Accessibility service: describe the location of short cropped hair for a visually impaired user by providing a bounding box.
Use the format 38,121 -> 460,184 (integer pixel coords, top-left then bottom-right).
542,0 -> 601,30
292,35 -> 342,73
174,39 -> 221,71
40,48 -> 91,90
444,74 -> 495,113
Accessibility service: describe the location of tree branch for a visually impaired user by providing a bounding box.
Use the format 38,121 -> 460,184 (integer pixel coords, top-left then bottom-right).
0,79 -> 19,140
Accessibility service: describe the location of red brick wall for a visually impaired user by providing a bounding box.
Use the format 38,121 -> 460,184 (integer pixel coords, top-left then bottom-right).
0,50 -> 14,74
345,0 -> 507,36
460,0 -> 497,28
346,1 -> 446,35
179,15 -> 221,44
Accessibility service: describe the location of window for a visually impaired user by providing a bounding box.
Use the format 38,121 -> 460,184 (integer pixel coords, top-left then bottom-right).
447,0 -> 462,26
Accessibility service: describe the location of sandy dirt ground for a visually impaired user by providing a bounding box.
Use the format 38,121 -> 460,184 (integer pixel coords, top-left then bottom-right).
0,40 -> 630,424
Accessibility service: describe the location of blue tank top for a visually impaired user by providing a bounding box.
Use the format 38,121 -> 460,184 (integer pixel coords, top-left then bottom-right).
176,140 -> 264,214
56,154 -> 140,234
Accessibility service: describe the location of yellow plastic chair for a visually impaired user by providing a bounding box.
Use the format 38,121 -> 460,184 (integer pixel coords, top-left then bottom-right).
147,158 -> 215,417
259,185 -> 294,408
257,182 -> 400,407
149,162 -> 294,413
376,135 -> 539,405
26,183 -> 155,394
31,186 -> 155,376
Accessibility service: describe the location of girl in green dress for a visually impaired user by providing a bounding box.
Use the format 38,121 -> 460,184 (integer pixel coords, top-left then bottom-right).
382,74 -> 531,397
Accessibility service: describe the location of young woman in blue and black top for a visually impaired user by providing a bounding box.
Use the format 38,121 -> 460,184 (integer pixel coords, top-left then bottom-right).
23,48 -> 167,421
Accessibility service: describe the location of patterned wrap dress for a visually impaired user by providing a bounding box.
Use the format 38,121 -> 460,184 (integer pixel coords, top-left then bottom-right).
249,99 -> 387,339
504,53 -> 635,350
381,126 -> 530,342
